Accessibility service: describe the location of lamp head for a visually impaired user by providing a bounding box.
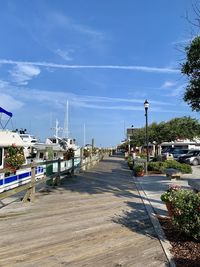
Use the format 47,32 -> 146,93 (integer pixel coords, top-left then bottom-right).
144,100 -> 149,110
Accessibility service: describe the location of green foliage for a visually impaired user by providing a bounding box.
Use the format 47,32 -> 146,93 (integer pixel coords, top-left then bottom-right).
171,190 -> 200,240
181,36 -> 200,111
136,153 -> 146,159
160,184 -> 181,202
127,156 -> 133,170
5,145 -> 25,171
130,128 -> 145,147
164,160 -> 192,173
166,116 -> 200,141
46,147 -> 54,160
148,160 -> 192,174
133,164 -> 144,173
130,117 -> 200,149
148,161 -> 165,173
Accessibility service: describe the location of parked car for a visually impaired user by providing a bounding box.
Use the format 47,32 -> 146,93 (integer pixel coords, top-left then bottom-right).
161,147 -> 175,160
171,148 -> 189,160
178,150 -> 200,165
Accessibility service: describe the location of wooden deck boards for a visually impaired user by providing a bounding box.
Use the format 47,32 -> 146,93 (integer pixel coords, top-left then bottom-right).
0,156 -> 168,267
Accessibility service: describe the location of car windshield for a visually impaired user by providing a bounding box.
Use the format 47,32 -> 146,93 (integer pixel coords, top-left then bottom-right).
173,149 -> 188,154
186,151 -> 200,156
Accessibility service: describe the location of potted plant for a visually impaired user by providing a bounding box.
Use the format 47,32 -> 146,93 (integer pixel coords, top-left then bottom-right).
133,164 -> 144,177
160,184 -> 181,216
5,144 -> 25,173
64,148 -> 75,160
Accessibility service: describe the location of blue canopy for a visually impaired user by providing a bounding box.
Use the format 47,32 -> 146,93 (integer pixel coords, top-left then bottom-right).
0,107 -> 12,117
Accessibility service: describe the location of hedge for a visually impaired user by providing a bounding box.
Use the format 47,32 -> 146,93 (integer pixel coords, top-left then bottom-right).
148,160 -> 192,174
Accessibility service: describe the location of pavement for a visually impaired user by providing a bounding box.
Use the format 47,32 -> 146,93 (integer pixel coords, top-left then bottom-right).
134,165 -> 200,217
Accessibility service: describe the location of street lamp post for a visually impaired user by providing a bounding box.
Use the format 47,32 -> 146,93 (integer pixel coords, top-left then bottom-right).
144,100 -> 149,162
130,125 -> 134,151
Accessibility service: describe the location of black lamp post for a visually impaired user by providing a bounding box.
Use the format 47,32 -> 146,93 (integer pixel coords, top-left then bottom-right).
131,125 -> 134,151
144,100 -> 149,162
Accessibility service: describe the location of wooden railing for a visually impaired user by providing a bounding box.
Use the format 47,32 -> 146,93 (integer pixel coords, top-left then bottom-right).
0,152 -> 108,202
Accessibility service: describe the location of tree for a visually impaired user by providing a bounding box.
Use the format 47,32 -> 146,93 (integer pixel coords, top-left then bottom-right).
182,36 -> 200,111
166,116 -> 200,141
129,117 -> 200,151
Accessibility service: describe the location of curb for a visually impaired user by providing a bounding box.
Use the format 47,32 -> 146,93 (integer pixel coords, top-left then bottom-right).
133,176 -> 176,267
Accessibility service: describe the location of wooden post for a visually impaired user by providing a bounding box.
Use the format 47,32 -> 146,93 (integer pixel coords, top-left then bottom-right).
80,148 -> 84,171
23,163 -> 36,202
71,157 -> 75,175
55,158 -> 61,185
30,163 -> 36,201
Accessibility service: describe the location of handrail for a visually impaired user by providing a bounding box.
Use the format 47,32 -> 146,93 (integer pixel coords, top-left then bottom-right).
0,152 -> 108,202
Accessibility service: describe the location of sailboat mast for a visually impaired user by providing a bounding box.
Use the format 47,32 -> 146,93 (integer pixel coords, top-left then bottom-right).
83,123 -> 86,147
63,101 -> 69,138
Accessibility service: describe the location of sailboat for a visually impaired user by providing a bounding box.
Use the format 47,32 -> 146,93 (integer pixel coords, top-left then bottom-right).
30,102 -> 80,171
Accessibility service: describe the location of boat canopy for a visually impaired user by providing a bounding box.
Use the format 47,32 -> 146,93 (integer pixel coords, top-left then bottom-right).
0,107 -> 13,129
0,107 -> 12,117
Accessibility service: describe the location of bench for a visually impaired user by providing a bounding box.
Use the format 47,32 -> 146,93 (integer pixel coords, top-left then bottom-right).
188,179 -> 200,192
166,168 -> 182,179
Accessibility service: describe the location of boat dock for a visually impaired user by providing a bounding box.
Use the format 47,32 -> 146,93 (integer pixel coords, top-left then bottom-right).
0,155 -> 169,267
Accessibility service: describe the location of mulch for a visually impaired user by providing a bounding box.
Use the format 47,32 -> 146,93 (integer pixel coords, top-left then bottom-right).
159,217 -> 200,267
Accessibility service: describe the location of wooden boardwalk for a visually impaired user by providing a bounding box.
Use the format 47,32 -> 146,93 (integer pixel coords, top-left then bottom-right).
0,155 -> 168,267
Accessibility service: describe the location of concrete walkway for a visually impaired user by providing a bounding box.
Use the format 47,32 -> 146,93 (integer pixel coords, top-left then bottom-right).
135,166 -> 200,217
0,155 -> 169,267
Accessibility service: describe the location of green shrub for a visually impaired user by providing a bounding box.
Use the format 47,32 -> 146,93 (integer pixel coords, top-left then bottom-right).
147,161 -> 165,173
164,160 -> 192,173
137,153 -> 146,159
133,164 -> 145,176
127,157 -> 133,170
171,190 -> 200,240
147,160 -> 192,174
160,184 -> 181,202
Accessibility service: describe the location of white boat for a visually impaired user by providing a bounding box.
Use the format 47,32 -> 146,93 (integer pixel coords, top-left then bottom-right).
0,107 -> 43,193
29,120 -> 80,173
0,130 -> 44,193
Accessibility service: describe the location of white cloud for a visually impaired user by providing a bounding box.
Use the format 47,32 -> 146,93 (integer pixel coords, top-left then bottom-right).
9,64 -> 40,85
164,84 -> 186,97
162,81 -> 177,88
55,48 -> 74,61
52,13 -> 104,40
0,81 -> 180,114
0,93 -> 24,111
0,59 -> 179,74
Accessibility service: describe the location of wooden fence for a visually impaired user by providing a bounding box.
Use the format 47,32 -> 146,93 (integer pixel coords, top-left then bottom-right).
0,152 -> 107,203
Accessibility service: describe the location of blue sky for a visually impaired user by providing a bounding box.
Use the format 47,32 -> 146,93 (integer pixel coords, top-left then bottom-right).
0,0 -> 198,147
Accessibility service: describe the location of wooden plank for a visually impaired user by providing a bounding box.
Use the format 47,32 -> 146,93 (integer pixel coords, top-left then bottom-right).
0,183 -> 31,200
0,156 -> 168,267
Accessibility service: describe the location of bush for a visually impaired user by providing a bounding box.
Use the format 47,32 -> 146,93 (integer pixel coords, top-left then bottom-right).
160,184 -> 181,202
147,161 -> 165,173
133,164 -> 144,173
127,156 -> 133,170
171,190 -> 200,240
136,152 -> 147,159
147,160 -> 192,174
164,160 -> 192,173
